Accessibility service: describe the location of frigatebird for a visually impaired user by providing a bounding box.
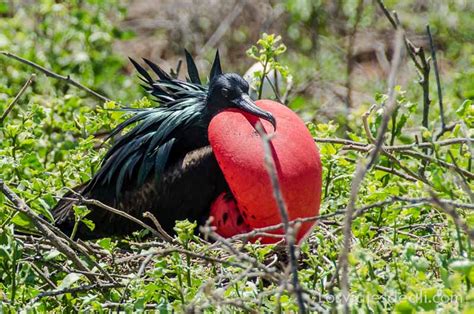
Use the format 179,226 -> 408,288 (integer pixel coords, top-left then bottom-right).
53,51 -> 322,242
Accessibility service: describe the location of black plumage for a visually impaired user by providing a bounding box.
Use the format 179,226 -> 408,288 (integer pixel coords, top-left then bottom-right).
53,50 -> 275,239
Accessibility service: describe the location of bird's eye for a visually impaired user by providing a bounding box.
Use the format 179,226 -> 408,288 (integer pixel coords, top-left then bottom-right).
221,88 -> 229,98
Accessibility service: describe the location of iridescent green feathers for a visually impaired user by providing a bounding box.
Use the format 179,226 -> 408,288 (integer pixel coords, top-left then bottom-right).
88,51 -> 223,197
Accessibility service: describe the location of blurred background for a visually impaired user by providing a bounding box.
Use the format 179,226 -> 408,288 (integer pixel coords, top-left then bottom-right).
1,0 -> 473,131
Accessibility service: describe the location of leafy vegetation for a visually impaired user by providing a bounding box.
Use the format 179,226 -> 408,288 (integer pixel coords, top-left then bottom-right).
0,0 -> 473,312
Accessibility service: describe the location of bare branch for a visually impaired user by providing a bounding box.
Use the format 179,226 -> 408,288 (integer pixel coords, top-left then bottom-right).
64,191 -> 169,242
0,74 -> 35,124
426,25 -> 446,136
0,179 -> 95,282
256,123 -> 305,313
429,191 -> 474,242
315,137 -> 473,151
339,29 -> 404,313
143,211 -> 174,243
0,51 -> 111,103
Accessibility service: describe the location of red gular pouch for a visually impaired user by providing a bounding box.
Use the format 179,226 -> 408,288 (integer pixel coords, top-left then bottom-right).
209,192 -> 252,238
208,99 -> 322,244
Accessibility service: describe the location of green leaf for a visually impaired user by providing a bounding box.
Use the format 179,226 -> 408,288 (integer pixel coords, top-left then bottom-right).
450,259 -> 474,275
57,273 -> 82,290
456,99 -> 471,117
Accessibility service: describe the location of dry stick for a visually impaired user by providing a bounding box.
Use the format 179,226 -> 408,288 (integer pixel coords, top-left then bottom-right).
28,262 -> 57,289
5,192 -> 116,283
255,124 -> 305,314
375,0 -> 432,158
320,134 -> 474,182
143,211 -> 174,243
33,214 -> 116,283
314,137 -> 473,151
64,191 -> 169,243
390,196 -> 474,211
340,142 -> 472,182
116,247 -> 242,268
31,283 -> 122,301
0,51 -> 111,103
426,25 -> 446,139
401,150 -> 474,180
0,74 -> 36,124
101,302 -> 161,310
386,138 -> 473,151
343,157 -> 417,182
201,226 -> 280,281
0,180 -> 96,282
429,192 -> 474,242
229,211 -> 345,241
339,29 -> 404,314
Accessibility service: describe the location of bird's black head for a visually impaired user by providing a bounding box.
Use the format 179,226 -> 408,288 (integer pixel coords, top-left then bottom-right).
207,73 -> 276,129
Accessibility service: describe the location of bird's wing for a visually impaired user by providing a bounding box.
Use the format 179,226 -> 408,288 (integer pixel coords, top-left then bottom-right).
52,146 -> 227,239
86,57 -> 209,197
89,101 -> 207,197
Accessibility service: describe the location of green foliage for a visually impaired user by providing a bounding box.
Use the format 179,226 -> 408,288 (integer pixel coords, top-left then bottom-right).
246,33 -> 291,99
0,0 -> 473,312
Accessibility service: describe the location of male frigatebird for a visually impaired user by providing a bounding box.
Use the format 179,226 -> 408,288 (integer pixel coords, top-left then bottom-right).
53,51 -> 322,243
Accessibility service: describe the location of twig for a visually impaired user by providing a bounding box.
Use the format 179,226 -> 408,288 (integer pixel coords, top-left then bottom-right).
13,217 -> 116,284
401,150 -> 474,180
339,29 -> 404,314
28,262 -> 57,289
392,196 -> 474,210
0,180 -> 95,282
143,211 -> 174,243
116,247 -> 242,268
64,191 -> 166,241
229,211 -> 345,241
0,74 -> 35,124
429,191 -> 474,242
101,302 -> 161,310
343,157 -> 417,182
426,25 -> 446,138
375,0 -> 433,159
386,138 -> 473,151
136,253 -> 154,278
0,51 -> 111,103
314,137 -> 473,151
201,226 -> 280,280
281,76 -> 294,105
256,123 -> 305,314
32,283 -> 122,301
376,0 -> 397,28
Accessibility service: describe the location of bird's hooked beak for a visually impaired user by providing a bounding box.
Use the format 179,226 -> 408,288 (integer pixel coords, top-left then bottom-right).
232,94 -> 276,130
